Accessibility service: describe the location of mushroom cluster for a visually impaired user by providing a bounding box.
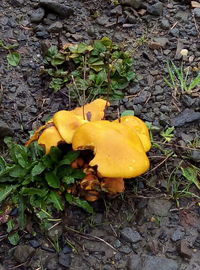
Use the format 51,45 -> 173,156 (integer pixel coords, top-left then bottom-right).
26,99 -> 151,201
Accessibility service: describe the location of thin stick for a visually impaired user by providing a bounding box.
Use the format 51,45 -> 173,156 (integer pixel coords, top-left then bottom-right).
148,152 -> 173,173
65,226 -> 117,252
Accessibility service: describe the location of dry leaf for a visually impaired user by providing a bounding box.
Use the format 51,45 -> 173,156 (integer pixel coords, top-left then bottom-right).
191,1 -> 200,8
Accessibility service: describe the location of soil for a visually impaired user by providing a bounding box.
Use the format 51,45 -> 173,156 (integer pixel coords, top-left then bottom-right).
0,0 -> 200,269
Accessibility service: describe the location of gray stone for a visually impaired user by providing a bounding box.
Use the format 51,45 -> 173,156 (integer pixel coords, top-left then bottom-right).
190,150 -> 200,162
161,18 -> 170,30
175,11 -> 189,22
120,0 -> 142,9
150,37 -> 169,49
194,8 -> 200,18
48,226 -> 63,241
0,121 -> 13,138
45,256 -> 59,270
119,245 -> 132,254
127,254 -> 179,270
132,91 -> 150,105
169,28 -> 180,37
48,21 -> 63,32
171,109 -> 200,127
171,227 -> 185,242
96,15 -> 110,26
9,0 -> 24,6
58,252 -> 71,268
110,5 -> 123,15
13,245 -> 35,263
182,95 -> 195,107
39,0 -> 74,18
121,227 -> 142,243
30,8 -> 45,23
148,199 -> 172,217
180,240 -> 192,259
148,2 -> 163,16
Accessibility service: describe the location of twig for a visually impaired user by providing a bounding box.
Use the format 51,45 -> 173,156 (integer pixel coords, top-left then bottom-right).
65,226 -> 117,252
48,221 -> 62,231
148,152 -> 173,173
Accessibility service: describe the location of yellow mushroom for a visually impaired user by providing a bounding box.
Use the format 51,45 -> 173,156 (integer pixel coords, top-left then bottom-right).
72,120 -> 150,178
71,98 -> 109,121
38,125 -> 64,154
114,116 -> 151,152
101,177 -> 125,195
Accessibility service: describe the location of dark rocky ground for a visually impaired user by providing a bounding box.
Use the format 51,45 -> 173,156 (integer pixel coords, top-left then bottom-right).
0,0 -> 200,269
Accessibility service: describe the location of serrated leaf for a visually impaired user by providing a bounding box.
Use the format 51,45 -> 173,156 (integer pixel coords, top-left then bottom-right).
65,194 -> 94,214
58,151 -> 80,167
7,52 -> 21,66
181,166 -> 200,190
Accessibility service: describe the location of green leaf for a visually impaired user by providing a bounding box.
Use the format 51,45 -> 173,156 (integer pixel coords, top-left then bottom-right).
18,196 -> 26,230
181,166 -> 200,190
62,176 -> 75,185
31,162 -> 46,176
96,69 -> 107,85
45,171 -> 60,188
121,110 -> 134,117
7,52 -> 21,66
0,185 -> 17,204
65,194 -> 94,214
9,165 -> 27,178
51,53 -> 65,66
48,147 -> 62,163
48,191 -> 64,211
7,220 -> 14,233
8,232 -> 20,245
21,187 -> 48,197
58,151 -> 80,167
71,169 -> 85,179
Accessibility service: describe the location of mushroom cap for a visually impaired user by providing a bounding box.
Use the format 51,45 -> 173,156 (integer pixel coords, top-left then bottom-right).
38,125 -> 64,154
25,121 -> 53,147
115,116 -> 151,152
72,120 -> 150,178
72,99 -> 109,121
53,111 -> 87,144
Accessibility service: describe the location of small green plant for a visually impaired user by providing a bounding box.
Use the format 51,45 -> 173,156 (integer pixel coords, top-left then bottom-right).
167,163 -> 200,207
43,37 -> 136,103
0,40 -> 21,66
0,137 -> 94,244
160,126 -> 175,143
164,61 -> 200,94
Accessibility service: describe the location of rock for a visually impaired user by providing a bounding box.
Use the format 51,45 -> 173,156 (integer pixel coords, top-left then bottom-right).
0,121 -> 13,138
185,252 -> 200,270
171,227 -> 185,242
9,0 -> 24,6
175,11 -> 189,22
169,28 -> 180,37
45,256 -> 60,270
132,91 -> 150,105
148,198 -> 172,217
48,226 -> 63,241
120,0 -> 142,9
147,2 -> 163,16
119,245 -> 132,254
96,15 -> 110,26
110,5 -> 123,16
149,37 -> 169,49
171,109 -> 200,127
39,0 -> 74,18
48,21 -> 63,32
30,8 -> 45,23
190,150 -> 200,162
124,11 -> 137,24
127,254 -> 179,270
161,19 -> 170,30
13,245 -> 35,263
121,227 -> 142,243
175,39 -> 186,59
194,8 -> 200,18
62,245 -> 72,254
58,252 -> 71,268
182,95 -> 195,107
180,240 -> 192,259
29,240 -> 41,248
